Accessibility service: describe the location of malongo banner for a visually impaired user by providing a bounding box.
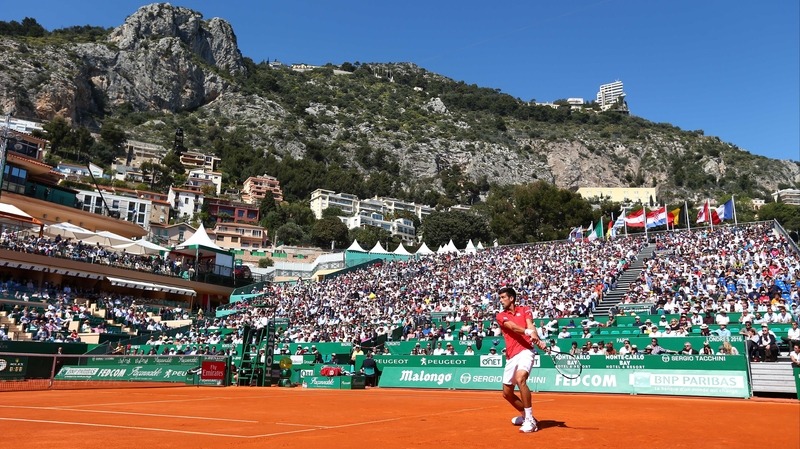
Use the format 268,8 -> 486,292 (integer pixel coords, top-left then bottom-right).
378,355 -> 751,398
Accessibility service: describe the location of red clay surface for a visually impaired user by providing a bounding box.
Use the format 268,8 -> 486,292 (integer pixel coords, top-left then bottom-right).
0,386 -> 797,449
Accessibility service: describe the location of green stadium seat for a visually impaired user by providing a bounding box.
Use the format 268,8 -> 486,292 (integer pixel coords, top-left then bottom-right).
622,330 -> 632,335
611,331 -> 620,335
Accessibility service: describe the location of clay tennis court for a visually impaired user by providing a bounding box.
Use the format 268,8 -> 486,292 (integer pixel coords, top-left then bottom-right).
1,387 -> 797,448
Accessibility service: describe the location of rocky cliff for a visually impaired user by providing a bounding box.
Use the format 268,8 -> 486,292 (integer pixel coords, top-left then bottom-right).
0,3 -> 797,203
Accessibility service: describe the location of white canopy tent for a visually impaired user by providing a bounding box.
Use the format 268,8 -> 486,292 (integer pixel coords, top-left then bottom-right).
369,242 -> 390,254
173,224 -> 233,276
345,240 -> 366,252
393,243 -> 412,256
415,242 -> 434,255
476,241 -> 485,250
82,230 -> 135,247
45,222 -> 96,240
436,245 -> 447,254
113,239 -> 169,255
445,239 -> 458,253
465,239 -> 476,254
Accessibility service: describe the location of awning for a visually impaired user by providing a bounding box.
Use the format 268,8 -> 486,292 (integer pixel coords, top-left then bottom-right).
106,276 -> 196,296
49,268 -> 103,279
0,259 -> 52,272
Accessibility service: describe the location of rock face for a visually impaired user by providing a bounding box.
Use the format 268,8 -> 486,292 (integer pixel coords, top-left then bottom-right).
107,3 -> 245,73
0,3 -> 243,122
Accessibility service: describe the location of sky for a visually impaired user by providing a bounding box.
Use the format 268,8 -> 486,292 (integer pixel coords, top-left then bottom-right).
4,1 -> 799,162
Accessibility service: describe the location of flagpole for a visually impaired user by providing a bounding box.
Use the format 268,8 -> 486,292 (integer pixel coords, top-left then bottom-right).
609,213 -> 614,240
685,200 -> 691,231
623,207 -> 628,236
732,195 -> 738,226
708,199 -> 714,232
644,206 -> 648,240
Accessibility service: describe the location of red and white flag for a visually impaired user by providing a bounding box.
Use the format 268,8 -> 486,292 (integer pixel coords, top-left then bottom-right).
696,201 -> 721,225
624,208 -> 646,228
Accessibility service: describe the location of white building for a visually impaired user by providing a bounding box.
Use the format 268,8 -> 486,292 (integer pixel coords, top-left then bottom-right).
187,168 -> 223,195
772,189 -> 800,206
596,81 -> 625,111
168,187 -> 205,220
310,189 -> 434,221
55,162 -> 103,179
567,98 -> 584,105
341,213 -> 417,244
4,117 -> 44,134
76,189 -> 152,231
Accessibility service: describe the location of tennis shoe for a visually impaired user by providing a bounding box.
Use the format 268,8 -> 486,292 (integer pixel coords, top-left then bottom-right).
511,416 -> 525,426
519,418 -> 538,433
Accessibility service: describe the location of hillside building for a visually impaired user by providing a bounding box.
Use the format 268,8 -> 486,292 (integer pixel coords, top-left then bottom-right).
596,81 -> 625,111
242,174 -> 283,204
772,189 -> 800,206
577,187 -> 657,206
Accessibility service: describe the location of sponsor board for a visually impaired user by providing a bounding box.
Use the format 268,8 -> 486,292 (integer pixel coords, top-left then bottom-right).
54,364 -> 207,383
201,361 -> 226,381
794,366 -> 800,401
305,376 -> 341,389
0,356 -> 27,378
87,355 -> 217,366
379,367 -> 750,398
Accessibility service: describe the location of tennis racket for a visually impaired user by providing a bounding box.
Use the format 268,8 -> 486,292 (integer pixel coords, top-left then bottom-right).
544,349 -> 584,379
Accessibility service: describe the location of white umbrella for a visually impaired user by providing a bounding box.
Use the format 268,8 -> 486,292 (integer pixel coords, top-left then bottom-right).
45,222 -> 96,240
82,230 -> 135,247
113,239 -> 168,255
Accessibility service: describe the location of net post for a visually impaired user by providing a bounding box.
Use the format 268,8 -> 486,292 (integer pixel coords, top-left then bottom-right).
48,354 -> 58,389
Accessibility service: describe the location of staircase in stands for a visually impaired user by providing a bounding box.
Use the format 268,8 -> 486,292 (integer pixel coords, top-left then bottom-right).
593,244 -> 656,316
749,356 -> 796,395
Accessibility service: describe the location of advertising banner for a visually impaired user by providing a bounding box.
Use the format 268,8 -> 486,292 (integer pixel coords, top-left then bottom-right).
377,355 -> 751,398
794,366 -> 800,401
354,354 -> 504,371
0,355 -> 27,379
305,376 -> 341,389
55,364 -> 197,382
86,355 -> 226,366
201,361 -> 226,382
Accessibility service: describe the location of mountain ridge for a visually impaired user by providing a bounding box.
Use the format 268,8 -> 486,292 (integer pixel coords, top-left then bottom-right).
0,3 -> 797,207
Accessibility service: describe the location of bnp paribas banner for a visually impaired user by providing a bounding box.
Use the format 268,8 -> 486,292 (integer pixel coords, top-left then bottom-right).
378,355 -> 750,398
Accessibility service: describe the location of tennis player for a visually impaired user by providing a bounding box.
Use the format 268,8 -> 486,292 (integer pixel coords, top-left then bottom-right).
496,286 -> 546,433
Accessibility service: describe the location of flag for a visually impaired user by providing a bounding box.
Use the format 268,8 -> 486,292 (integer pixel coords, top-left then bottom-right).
607,215 -> 625,239
624,208 -> 646,228
670,207 -> 682,227
716,199 -> 734,221
697,201 -> 721,225
646,206 -> 668,228
568,226 -> 583,242
587,220 -> 604,241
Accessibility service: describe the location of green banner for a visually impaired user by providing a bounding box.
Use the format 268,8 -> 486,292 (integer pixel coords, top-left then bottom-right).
354,354 -> 504,371
377,355 -> 751,399
55,364 -> 199,382
794,366 -> 800,401
304,376 -> 341,389
285,342 -> 352,355
0,355 -> 27,378
617,303 -> 654,314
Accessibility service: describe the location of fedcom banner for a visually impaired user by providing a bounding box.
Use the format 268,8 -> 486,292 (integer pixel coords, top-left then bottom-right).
378,367 -> 750,398
55,364 -> 200,382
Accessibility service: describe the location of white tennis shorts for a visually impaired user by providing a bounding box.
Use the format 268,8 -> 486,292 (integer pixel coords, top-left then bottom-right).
502,349 -> 535,385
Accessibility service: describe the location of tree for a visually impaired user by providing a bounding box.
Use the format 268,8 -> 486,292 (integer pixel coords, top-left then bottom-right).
322,207 -> 346,218
99,123 -> 127,155
758,203 -> 800,233
420,210 -> 493,249
275,222 -> 306,246
258,257 -> 274,268
161,151 -> 185,174
259,195 -> 278,218
311,216 -> 349,248
42,117 -> 73,156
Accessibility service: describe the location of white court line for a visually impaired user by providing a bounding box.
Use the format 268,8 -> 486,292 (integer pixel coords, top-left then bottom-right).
0,418 -> 254,439
275,422 -> 324,427
67,396 -> 223,408
0,405 -> 496,439
0,405 -> 257,423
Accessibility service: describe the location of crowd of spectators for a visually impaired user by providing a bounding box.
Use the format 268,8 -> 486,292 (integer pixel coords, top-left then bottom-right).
210,236 -> 645,348
0,230 -> 185,277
